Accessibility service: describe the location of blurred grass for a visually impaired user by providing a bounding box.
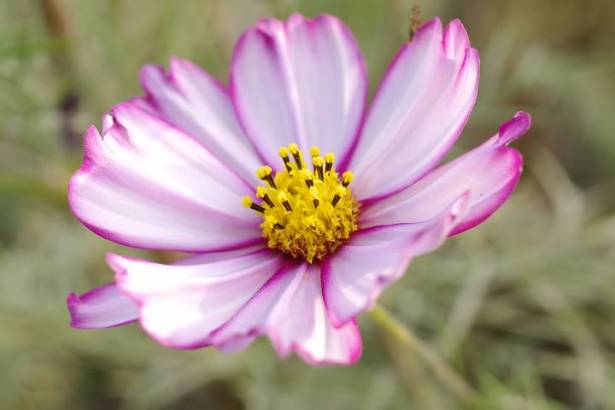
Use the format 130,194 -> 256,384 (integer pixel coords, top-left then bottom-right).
1,0 -> 615,409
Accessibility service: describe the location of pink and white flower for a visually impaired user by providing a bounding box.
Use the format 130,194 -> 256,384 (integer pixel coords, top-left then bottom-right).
67,14 -> 530,366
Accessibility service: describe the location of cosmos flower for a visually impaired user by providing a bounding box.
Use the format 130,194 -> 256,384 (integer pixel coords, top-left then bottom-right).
66,14 -> 531,365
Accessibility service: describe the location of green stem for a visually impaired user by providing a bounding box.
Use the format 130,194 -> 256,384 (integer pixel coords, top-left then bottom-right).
369,304 -> 477,405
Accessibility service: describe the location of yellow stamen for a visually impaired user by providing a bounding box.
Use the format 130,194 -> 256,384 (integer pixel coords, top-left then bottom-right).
242,195 -> 265,213
256,186 -> 275,208
300,169 -> 314,187
324,152 -> 335,173
277,191 -> 293,212
342,171 -> 354,187
257,165 -> 276,188
244,144 -> 359,263
312,156 -> 324,180
331,186 -> 346,207
288,143 -> 303,169
279,147 -> 292,172
309,186 -> 320,208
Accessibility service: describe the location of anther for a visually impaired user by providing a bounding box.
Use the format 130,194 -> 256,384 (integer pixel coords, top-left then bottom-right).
342,171 -> 354,187
279,147 -> 292,172
309,187 -> 319,208
313,156 -> 324,180
265,215 -> 285,230
278,191 -> 293,212
242,196 -> 265,213
257,165 -> 277,188
331,186 -> 346,207
310,146 -> 320,158
299,169 -> 314,187
324,152 -> 335,173
256,186 -> 275,208
288,143 -> 303,169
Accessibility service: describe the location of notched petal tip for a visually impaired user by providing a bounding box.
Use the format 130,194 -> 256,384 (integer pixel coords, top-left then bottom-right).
66,283 -> 140,329
275,320 -> 363,367
106,253 -> 142,283
254,15 -> 285,36
169,54 -> 188,70
286,12 -> 307,27
101,113 -> 114,133
110,99 -> 146,120
105,252 -> 123,272
413,16 -> 443,43
255,12 -> 341,34
443,18 -> 470,60
139,64 -> 170,94
398,17 -> 442,49
79,125 -> 104,162
497,111 -> 532,146
168,55 -> 227,93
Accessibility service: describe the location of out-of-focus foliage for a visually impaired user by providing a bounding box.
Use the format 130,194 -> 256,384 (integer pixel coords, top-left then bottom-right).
1,0 -> 615,409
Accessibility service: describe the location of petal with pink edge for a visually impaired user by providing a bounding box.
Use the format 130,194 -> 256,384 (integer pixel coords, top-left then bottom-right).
68,102 -> 262,252
231,13 -> 367,167
210,263 -> 362,366
67,283 -> 138,329
323,194 -> 470,327
140,57 -> 262,185
112,247 -> 284,349
347,18 -> 479,200
360,112 -> 531,235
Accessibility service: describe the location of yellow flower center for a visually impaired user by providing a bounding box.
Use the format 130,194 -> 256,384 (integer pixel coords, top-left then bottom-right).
243,144 -> 359,263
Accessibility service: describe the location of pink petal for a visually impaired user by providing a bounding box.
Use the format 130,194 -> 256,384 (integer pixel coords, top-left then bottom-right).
67,283 -> 138,329
210,263 -> 363,366
323,194 -> 470,327
230,13 -> 367,167
493,110 -> 532,146
140,57 -> 262,185
347,18 -> 479,200
68,102 -> 262,252
443,19 -> 470,59
360,112 -> 531,235
112,247 -> 284,349
217,335 -> 257,353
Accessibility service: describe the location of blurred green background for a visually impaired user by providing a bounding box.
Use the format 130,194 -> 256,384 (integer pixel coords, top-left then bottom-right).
2,0 -> 615,409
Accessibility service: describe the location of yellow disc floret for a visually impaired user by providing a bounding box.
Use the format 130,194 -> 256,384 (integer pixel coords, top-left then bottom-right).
244,144 -> 360,263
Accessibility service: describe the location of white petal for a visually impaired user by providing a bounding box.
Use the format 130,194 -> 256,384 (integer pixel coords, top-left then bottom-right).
231,14 -> 367,167
348,19 -> 479,200
140,58 -> 262,185
69,103 -> 261,252
360,112 -> 531,235
67,283 -> 138,329
211,263 -> 363,365
112,247 -> 283,349
323,195 -> 469,326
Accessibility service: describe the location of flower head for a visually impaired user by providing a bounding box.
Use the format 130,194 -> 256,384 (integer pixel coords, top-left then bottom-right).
245,143 -> 359,263
67,14 -> 531,365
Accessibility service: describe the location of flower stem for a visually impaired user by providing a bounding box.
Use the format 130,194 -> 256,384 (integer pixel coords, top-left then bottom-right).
369,304 -> 477,405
